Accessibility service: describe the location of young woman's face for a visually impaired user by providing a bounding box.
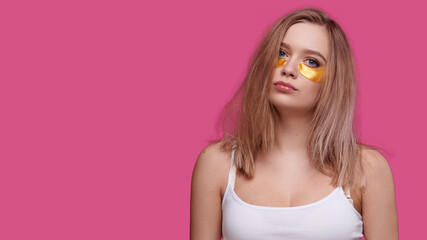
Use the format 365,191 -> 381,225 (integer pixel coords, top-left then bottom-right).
269,22 -> 329,114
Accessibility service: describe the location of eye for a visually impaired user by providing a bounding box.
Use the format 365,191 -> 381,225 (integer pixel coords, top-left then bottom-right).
278,49 -> 288,58
305,59 -> 320,68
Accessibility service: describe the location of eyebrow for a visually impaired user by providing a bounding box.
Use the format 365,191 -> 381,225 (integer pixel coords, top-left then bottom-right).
280,42 -> 327,63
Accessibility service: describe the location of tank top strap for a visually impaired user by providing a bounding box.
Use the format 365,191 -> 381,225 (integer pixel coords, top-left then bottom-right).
229,148 -> 237,190
343,186 -> 354,205
343,186 -> 350,197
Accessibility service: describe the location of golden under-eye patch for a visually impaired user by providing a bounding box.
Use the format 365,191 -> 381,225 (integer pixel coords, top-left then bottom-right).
298,64 -> 325,83
276,58 -> 325,83
276,58 -> 287,68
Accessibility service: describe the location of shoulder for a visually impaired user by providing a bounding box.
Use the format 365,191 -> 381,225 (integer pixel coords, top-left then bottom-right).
190,142 -> 232,238
359,149 -> 399,238
360,147 -> 394,186
193,142 -> 231,176
191,142 -> 232,196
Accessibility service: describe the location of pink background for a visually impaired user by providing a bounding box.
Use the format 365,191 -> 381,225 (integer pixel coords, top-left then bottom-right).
0,0 -> 425,239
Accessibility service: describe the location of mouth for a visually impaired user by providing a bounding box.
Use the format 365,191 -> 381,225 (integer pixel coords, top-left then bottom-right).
273,81 -> 298,91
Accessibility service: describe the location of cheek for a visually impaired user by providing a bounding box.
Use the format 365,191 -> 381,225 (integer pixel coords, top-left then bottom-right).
312,84 -> 322,96
273,68 -> 281,79
307,84 -> 321,99
301,84 -> 320,102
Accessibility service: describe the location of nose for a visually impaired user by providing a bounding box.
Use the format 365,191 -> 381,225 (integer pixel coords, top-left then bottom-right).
280,59 -> 298,79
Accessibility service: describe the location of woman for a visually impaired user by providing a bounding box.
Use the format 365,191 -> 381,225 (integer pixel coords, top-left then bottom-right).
190,8 -> 398,240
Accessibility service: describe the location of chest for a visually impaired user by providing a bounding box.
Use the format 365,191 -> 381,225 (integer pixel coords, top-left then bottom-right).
221,167 -> 363,216
222,188 -> 364,240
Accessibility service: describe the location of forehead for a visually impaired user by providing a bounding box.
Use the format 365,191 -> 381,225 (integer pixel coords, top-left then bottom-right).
282,22 -> 329,59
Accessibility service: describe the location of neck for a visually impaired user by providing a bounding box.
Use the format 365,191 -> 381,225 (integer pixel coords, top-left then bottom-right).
270,110 -> 313,162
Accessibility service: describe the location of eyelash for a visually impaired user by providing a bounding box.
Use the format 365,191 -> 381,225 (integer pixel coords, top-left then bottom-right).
278,49 -> 320,68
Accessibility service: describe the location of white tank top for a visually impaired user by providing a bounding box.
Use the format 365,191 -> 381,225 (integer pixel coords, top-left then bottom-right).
222,148 -> 364,240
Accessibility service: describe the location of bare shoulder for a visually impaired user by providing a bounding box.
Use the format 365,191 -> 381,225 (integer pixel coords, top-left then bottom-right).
360,148 -> 394,187
360,147 -> 396,199
190,142 -> 232,239
360,147 -> 399,239
196,141 -> 231,165
193,142 -> 231,178
192,142 -> 232,197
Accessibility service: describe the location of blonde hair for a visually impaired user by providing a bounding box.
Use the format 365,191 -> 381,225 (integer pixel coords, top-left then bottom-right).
208,7 -> 385,190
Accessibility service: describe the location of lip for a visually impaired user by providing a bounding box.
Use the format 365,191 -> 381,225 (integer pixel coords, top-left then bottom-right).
273,81 -> 298,91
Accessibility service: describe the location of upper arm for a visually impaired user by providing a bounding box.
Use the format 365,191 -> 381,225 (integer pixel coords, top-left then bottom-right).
190,144 -> 226,240
361,149 -> 399,240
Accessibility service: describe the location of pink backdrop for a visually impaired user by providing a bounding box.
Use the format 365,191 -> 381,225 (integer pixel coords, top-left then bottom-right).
0,0 -> 424,239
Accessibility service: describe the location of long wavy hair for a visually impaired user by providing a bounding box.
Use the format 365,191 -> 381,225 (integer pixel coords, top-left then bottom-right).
207,7 -> 385,190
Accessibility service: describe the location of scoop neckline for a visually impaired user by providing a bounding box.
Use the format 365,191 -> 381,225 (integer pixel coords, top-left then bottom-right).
229,184 -> 342,211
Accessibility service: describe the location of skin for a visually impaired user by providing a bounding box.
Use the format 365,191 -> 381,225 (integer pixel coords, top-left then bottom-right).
190,22 -> 398,239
